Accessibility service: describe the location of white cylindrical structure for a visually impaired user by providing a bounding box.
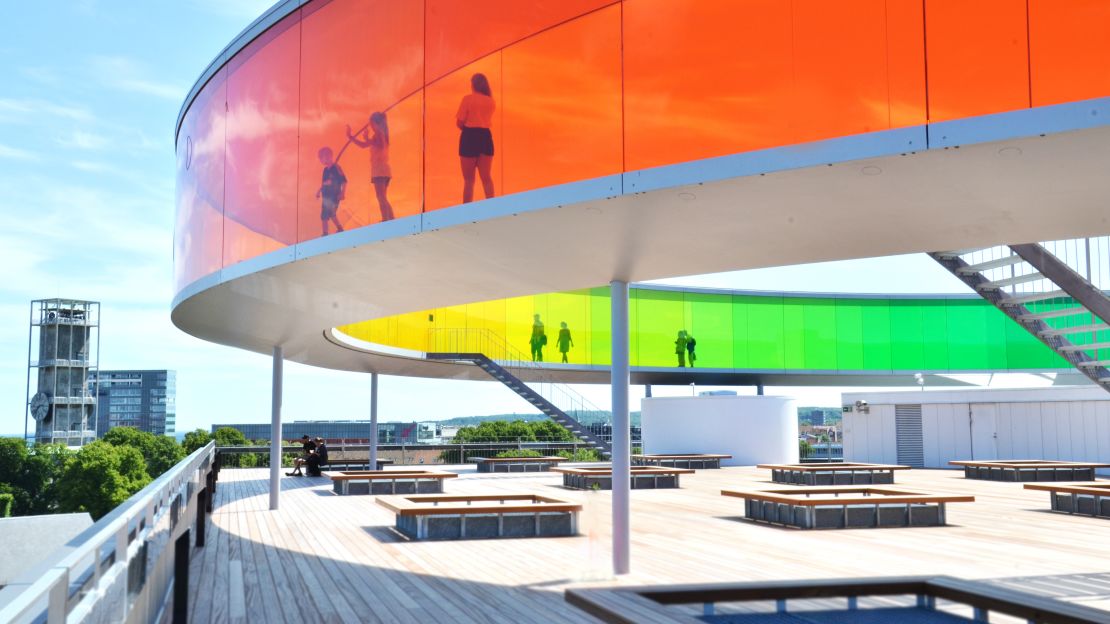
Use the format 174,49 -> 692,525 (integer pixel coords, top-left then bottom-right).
610,279 -> 630,575
369,372 -> 379,470
641,395 -> 798,465
269,345 -> 283,511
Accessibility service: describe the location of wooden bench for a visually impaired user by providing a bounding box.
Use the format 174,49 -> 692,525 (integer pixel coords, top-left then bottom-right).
1025,481 -> 1110,518
469,456 -> 567,473
552,465 -> 694,490
721,486 -> 974,529
566,576 -> 1110,624
328,469 -> 457,495
949,459 -> 1109,482
758,462 -> 910,486
631,454 -> 732,469
322,458 -> 394,471
376,493 -> 582,540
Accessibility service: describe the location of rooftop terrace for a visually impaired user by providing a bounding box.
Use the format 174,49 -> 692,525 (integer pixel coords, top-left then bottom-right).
187,465 -> 1110,623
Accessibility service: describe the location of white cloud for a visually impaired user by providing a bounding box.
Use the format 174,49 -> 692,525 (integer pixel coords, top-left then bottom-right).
0,98 -> 93,123
0,143 -> 40,162
89,56 -> 187,101
58,130 -> 110,151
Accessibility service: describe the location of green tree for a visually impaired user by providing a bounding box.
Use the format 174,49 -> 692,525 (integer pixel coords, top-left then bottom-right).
213,427 -> 248,447
799,439 -> 813,460
102,427 -> 185,479
57,441 -> 150,520
0,439 -> 70,516
556,448 -> 601,462
495,449 -> 543,458
182,428 -> 212,454
0,493 -> 13,517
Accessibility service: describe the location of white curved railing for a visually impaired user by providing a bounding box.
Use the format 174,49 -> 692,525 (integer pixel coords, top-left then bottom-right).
0,441 -> 217,624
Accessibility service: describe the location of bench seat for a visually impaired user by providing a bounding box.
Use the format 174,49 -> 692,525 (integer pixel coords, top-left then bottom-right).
376,493 -> 582,540
758,462 -> 910,486
631,454 -> 732,469
328,470 -> 457,495
552,465 -> 694,490
722,486 -> 974,529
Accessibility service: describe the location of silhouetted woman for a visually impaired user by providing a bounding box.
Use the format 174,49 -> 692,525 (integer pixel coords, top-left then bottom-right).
456,73 -> 495,203
556,322 -> 574,363
347,111 -> 394,221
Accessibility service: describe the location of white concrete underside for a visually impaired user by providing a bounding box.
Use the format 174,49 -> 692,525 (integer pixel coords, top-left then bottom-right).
172,124 -> 1110,374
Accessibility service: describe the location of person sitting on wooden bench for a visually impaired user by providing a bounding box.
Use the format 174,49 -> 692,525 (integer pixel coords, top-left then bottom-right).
287,435 -> 317,476
305,448 -> 323,477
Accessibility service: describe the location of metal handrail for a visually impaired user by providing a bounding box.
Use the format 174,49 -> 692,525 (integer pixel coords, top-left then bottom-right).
427,328 -> 611,423
0,441 -> 216,623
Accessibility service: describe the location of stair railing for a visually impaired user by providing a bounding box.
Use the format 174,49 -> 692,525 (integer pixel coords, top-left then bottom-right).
427,327 -> 612,426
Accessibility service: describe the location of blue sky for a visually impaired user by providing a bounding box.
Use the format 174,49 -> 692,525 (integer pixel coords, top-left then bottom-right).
0,1 -> 987,437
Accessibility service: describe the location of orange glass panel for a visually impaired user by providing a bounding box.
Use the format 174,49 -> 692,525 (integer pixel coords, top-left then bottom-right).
424,0 -> 612,82
1028,0 -> 1110,106
501,5 -> 622,195
424,54 -> 502,212
174,68 -> 226,292
791,0 -> 892,143
298,0 -> 423,242
223,15 -> 301,267
623,0 -> 793,172
885,0 -> 928,129
925,0 -> 1030,122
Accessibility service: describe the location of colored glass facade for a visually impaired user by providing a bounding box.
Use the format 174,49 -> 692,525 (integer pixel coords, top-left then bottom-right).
174,0 -> 1110,294
337,286 -> 1071,373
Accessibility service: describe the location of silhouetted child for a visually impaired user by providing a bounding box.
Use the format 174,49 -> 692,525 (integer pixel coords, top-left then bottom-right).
316,147 -> 347,236
347,112 -> 394,222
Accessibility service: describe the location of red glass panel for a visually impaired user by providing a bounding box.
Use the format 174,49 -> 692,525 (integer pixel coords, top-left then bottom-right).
298,0 -> 423,241
424,0 -> 612,82
223,15 -> 301,266
925,0 -> 1030,122
1028,0 -> 1110,106
501,5 -> 622,195
886,0 -> 928,129
623,0 -> 793,171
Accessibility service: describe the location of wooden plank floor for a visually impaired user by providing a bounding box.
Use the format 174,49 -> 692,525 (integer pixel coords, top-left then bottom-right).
187,466 -> 1110,623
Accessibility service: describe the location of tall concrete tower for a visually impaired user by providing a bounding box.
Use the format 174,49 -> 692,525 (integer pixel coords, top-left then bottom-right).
26,299 -> 100,446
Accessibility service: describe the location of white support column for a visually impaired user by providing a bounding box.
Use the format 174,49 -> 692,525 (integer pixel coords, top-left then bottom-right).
270,346 -> 283,511
369,372 -> 379,471
610,279 -> 630,575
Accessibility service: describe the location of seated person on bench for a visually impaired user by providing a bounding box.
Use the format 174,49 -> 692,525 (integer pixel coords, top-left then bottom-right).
315,437 -> 329,468
305,448 -> 323,477
287,435 -> 317,476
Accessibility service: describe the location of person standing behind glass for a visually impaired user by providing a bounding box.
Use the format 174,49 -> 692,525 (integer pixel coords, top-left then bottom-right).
457,73 -> 495,203
530,314 -> 546,362
675,330 -> 689,368
556,321 -> 574,363
685,332 -> 696,368
347,111 -> 394,222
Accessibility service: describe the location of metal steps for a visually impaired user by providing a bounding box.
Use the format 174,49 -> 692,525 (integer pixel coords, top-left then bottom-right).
929,243 -> 1110,390
427,351 -> 612,456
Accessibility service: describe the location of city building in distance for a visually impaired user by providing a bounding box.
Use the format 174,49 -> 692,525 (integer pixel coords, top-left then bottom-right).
94,370 -> 177,437
211,420 -> 441,444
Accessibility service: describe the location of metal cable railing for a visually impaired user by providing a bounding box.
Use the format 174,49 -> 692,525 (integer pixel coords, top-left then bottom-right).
427,328 -> 612,426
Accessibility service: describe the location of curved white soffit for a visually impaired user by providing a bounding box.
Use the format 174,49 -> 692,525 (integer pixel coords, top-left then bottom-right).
172,98 -> 1110,372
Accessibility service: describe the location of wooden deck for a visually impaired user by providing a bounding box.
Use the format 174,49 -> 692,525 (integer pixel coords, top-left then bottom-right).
187,466 -> 1110,623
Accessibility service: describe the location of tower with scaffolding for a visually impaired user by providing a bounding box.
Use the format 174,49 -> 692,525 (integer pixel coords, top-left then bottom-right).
25,299 -> 100,446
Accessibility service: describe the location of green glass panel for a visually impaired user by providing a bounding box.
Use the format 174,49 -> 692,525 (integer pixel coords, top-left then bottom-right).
983,303 -> 1009,371
685,292 -> 733,369
889,299 -> 925,370
921,300 -> 950,370
731,294 -> 750,369
589,286 -> 611,366
945,298 -> 989,370
783,297 -> 806,369
633,288 -> 685,367
548,289 -> 589,365
801,297 -> 837,370
859,299 -> 892,370
834,299 -> 864,370
743,295 -> 785,369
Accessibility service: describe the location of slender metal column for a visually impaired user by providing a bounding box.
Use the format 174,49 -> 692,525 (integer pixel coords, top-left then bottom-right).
269,346 -> 283,511
369,372 -> 379,470
610,280 -> 630,575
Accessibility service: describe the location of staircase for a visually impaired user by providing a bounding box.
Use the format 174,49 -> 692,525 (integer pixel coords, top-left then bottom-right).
930,239 -> 1110,389
426,329 -> 613,456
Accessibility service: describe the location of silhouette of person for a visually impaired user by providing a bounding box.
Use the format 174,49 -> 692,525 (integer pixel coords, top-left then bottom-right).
685,331 -> 696,368
675,330 -> 689,367
347,112 -> 394,222
457,73 -> 495,203
556,321 -> 574,363
316,147 -> 347,236
530,314 -> 546,362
